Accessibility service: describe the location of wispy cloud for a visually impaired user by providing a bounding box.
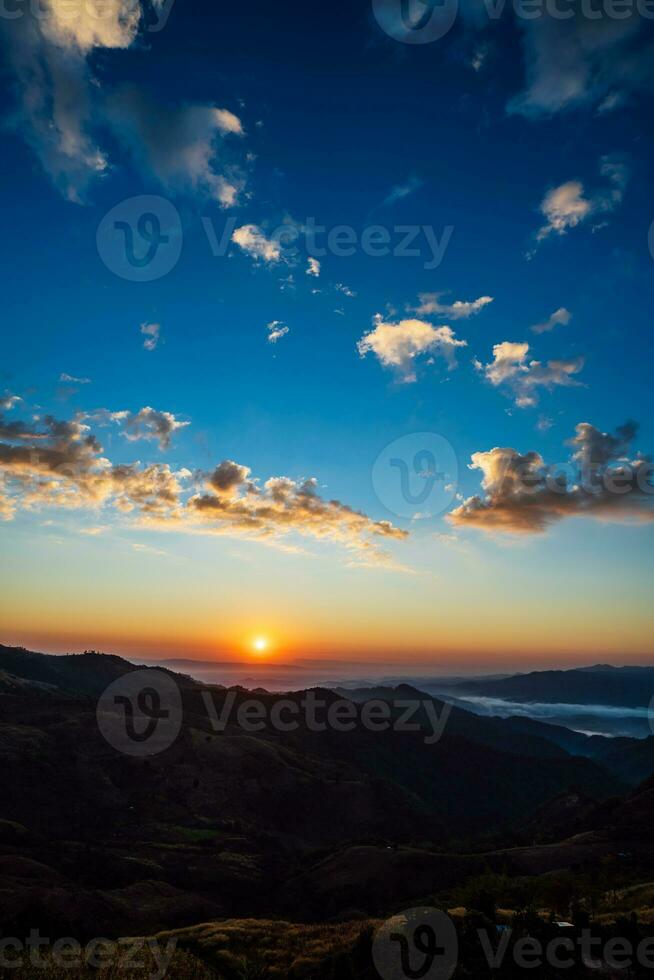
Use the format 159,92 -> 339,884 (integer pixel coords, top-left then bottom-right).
531,308 -> 572,335
412,293 -> 493,320
476,341 -> 584,407
381,175 -> 423,208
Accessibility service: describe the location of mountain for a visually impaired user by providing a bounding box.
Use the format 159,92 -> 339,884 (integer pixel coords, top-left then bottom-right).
433,664 -> 654,709
0,645 -> 651,941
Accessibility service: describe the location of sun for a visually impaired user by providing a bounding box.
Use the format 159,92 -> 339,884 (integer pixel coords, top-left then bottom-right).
251,636 -> 270,656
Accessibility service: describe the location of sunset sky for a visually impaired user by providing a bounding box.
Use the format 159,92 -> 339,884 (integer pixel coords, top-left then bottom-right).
0,0 -> 653,668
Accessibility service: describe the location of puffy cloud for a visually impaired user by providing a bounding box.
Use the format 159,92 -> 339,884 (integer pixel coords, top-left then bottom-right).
121,407 -> 189,450
357,315 -> 467,382
105,89 -> 246,206
507,15 -> 654,118
141,322 -> 161,351
306,257 -> 321,277
60,373 -> 91,384
531,308 -> 572,335
381,176 -> 423,208
412,293 -> 494,319
477,340 -> 584,407
232,225 -> 282,264
0,405 -> 407,564
535,155 -> 629,244
449,421 -> 653,535
209,461 -> 253,496
0,409 -> 189,520
266,321 -> 289,344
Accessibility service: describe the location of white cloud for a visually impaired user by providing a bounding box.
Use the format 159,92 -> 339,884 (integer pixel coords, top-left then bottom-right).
357,315 -> 467,383
478,340 -> 584,407
412,293 -> 494,319
531,307 -> 572,335
306,257 -> 321,278
141,322 -> 161,351
266,321 -> 289,344
232,225 -> 282,264
335,283 -> 356,298
60,373 -> 91,384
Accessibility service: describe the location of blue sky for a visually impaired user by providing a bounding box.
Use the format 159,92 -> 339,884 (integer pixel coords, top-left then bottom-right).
0,0 -> 653,664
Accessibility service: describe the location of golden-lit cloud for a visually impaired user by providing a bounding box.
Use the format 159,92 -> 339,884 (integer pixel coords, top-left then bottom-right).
232,225 -> 282,264
0,405 -> 407,565
357,315 -> 467,383
189,467 -> 407,560
449,421 -> 654,534
475,340 -> 584,407
534,156 -> 629,245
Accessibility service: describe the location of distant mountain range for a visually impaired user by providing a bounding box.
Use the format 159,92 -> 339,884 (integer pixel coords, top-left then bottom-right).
2,643 -> 654,940
431,664 -> 654,708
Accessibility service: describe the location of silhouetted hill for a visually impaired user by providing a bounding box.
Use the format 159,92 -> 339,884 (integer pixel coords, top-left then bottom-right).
0,644 -> 650,939
0,644 -> 196,696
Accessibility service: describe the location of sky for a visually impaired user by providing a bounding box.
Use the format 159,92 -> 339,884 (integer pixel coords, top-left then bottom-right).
0,0 -> 653,669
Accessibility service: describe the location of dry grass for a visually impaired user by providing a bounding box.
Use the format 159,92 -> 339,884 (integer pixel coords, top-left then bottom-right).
153,917 -> 380,977
0,919 -> 380,980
